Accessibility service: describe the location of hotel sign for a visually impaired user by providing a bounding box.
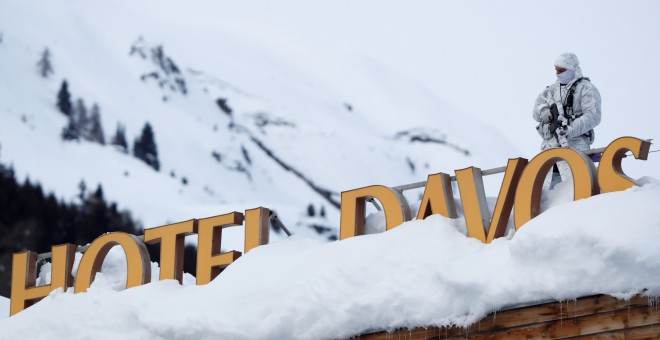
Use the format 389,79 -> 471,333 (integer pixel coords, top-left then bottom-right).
9,137 -> 651,316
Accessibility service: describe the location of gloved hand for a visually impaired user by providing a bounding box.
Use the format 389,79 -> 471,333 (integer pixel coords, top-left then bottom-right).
556,125 -> 573,138
539,106 -> 552,123
537,122 -> 553,140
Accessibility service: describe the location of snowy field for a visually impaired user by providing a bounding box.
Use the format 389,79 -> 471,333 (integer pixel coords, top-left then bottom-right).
1,0 -> 660,337
0,296 -> 7,319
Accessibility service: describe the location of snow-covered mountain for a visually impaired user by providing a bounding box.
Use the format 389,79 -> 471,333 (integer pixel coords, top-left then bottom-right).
0,0 -> 517,249
2,0 -> 660,334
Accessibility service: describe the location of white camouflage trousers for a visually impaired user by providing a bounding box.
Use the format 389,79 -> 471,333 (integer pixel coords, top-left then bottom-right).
542,138 -> 590,190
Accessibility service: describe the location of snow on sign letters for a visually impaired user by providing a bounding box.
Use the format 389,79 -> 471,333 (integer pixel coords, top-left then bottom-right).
9,136 -> 651,316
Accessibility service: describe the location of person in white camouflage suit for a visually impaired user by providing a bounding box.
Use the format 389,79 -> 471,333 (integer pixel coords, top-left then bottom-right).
532,53 -> 602,187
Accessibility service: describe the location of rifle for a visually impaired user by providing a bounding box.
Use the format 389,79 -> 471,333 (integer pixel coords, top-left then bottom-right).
549,102 -> 569,147
548,78 -> 588,147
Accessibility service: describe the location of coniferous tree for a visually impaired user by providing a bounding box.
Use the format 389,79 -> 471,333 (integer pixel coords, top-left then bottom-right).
37,48 -> 54,78
61,117 -> 80,141
60,98 -> 106,145
75,98 -> 88,124
133,122 -> 160,171
78,180 -> 87,202
0,167 -> 141,297
88,103 -> 105,145
74,98 -> 88,136
111,123 -> 128,153
56,80 -> 73,116
61,98 -> 86,141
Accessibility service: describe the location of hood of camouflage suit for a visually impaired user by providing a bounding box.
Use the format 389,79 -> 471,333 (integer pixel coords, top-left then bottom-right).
555,53 -> 584,81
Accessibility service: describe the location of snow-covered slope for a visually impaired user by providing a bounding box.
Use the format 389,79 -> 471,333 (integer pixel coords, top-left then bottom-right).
0,296 -> 7,319
0,0 -> 518,251
2,179 -> 660,337
2,0 -> 660,334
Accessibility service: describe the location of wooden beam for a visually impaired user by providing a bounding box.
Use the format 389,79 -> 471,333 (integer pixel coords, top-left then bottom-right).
589,323 -> 660,339
465,306 -> 660,339
358,294 -> 660,340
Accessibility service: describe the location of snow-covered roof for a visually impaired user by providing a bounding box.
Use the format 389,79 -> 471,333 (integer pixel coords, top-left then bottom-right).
2,179 -> 660,338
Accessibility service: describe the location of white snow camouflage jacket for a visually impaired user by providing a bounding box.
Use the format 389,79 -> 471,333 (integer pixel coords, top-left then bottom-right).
532,70 -> 602,151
